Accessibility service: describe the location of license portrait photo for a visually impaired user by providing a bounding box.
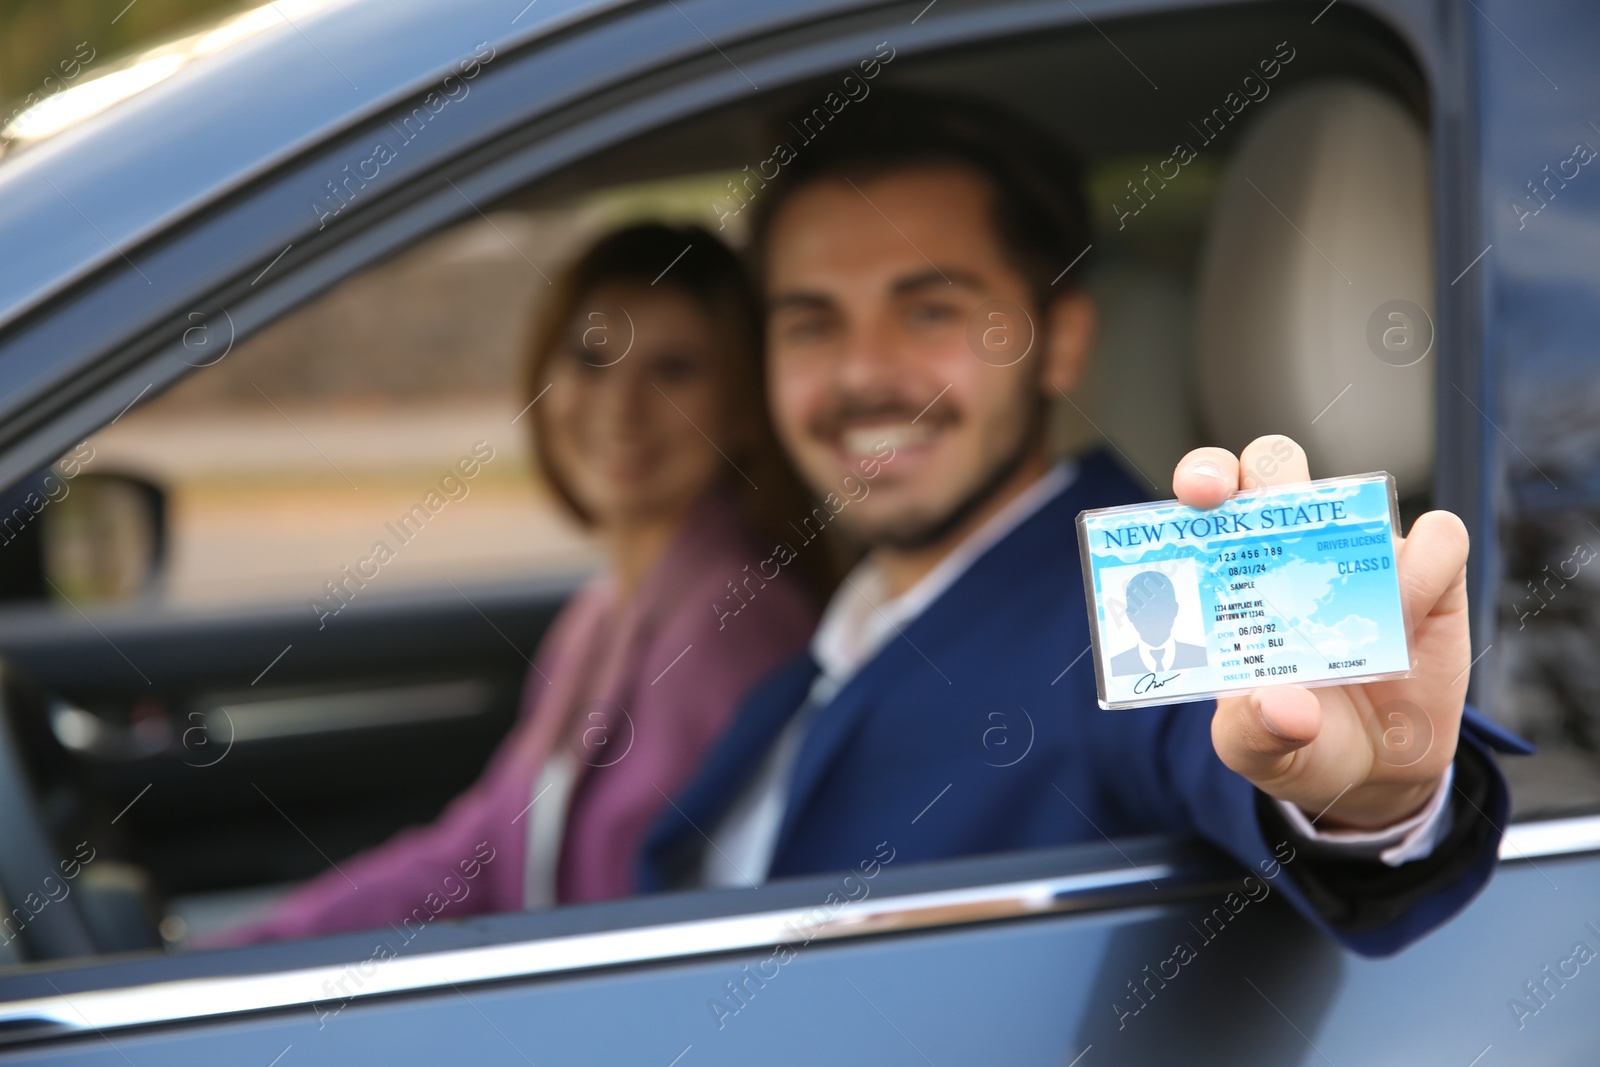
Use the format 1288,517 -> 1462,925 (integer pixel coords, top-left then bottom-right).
1100,559 -> 1209,676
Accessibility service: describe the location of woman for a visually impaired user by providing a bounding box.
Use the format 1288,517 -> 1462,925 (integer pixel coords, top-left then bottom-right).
220,223 -> 824,942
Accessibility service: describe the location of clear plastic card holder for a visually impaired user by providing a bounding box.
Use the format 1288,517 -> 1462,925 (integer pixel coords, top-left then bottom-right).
1076,472 -> 1412,710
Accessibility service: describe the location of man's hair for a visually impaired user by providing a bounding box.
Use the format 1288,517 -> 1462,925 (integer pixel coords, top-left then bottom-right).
749,91 -> 1093,311
1125,570 -> 1176,621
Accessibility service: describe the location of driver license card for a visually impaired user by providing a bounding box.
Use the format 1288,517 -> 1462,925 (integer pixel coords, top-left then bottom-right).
1076,472 -> 1412,710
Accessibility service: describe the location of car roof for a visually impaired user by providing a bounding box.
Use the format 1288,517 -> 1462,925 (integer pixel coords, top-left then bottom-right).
0,0 -> 634,333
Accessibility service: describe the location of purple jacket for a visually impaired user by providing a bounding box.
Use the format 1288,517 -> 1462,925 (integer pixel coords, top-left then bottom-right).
218,489 -> 816,944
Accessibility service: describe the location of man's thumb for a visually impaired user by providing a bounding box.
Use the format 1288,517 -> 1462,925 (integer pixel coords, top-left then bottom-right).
1212,686 -> 1322,782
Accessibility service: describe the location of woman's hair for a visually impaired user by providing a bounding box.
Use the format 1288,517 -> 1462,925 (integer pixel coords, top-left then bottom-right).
524,221 -> 841,600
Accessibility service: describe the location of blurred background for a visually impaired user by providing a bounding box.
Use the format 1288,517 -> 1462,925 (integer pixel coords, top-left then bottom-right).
0,0 -> 1224,610
3,0 -> 631,606
1,0 -> 237,105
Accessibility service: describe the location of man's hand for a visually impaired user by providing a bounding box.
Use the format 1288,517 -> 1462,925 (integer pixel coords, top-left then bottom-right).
1173,434 -> 1468,830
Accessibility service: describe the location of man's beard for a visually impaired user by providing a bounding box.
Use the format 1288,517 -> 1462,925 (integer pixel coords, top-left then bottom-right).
856,395 -> 1047,553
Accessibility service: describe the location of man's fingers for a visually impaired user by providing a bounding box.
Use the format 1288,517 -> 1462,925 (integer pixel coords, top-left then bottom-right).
1173,447 -> 1238,509
1397,510 -> 1470,626
1173,436 -> 1312,509
1238,434 -> 1310,490
1212,685 -> 1322,782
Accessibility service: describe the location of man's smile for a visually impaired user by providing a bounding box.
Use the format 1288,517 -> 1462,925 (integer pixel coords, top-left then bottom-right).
837,420 -> 941,459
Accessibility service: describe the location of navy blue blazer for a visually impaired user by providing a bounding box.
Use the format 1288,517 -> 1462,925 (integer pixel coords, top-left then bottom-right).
639,450 -> 1531,956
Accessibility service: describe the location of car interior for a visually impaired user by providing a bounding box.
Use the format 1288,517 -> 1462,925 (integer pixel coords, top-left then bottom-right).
0,1 -> 1589,971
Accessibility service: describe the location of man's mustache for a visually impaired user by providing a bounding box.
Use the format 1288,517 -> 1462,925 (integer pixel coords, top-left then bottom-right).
806,394 -> 957,438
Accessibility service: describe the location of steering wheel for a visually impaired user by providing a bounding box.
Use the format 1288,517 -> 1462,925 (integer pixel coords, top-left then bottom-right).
0,660 -> 97,960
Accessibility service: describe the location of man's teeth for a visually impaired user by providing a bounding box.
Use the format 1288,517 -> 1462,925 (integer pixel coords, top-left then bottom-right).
841,423 -> 936,455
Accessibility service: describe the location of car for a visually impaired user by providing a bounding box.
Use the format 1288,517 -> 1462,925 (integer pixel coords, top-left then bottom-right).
0,0 -> 1596,1062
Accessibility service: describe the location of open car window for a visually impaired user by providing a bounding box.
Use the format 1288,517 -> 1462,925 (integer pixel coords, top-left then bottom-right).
0,0 -> 1592,1029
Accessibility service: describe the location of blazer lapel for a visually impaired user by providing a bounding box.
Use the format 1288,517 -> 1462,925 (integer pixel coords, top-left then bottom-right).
768,657 -> 897,861
769,533 -> 1036,861
768,452 -> 1126,864
636,651 -> 820,891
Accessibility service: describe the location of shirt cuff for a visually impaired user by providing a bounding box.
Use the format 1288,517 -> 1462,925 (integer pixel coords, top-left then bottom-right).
1273,763 -> 1455,868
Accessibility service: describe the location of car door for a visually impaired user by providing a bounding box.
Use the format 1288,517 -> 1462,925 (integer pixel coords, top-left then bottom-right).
1,0 -> 1599,1063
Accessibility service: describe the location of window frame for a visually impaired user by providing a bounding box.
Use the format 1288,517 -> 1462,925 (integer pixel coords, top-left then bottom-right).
0,0 -> 1548,1050
0,0 -> 1498,705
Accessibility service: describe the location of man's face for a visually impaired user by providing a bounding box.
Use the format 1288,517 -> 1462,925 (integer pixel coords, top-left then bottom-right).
1125,574 -> 1179,646
764,166 -> 1086,550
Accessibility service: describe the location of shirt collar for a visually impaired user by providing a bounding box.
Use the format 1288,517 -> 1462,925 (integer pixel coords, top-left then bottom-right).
810,459 -> 1079,685
1138,637 -> 1177,672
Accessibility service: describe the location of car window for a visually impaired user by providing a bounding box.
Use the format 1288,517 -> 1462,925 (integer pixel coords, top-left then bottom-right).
6,1 -> 1587,983
48,182 -> 744,613
24,147 -> 1218,620
1497,505 -> 1600,817
80,213 -> 594,610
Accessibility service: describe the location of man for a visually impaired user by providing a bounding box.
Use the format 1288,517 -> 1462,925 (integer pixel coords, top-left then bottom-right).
1110,570 -> 1208,676
640,93 -> 1529,954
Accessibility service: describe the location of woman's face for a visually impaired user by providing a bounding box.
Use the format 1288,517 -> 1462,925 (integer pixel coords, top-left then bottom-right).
544,283 -> 734,529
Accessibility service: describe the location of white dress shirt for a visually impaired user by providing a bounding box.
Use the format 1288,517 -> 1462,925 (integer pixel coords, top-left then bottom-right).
701,460 -> 1451,887
523,752 -> 577,908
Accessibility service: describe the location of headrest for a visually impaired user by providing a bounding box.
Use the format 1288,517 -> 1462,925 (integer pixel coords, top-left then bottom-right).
1050,259 -> 1198,491
1195,81 -> 1435,495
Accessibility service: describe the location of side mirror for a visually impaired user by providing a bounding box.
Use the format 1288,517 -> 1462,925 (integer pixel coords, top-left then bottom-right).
0,470 -> 166,605
43,473 -> 166,604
